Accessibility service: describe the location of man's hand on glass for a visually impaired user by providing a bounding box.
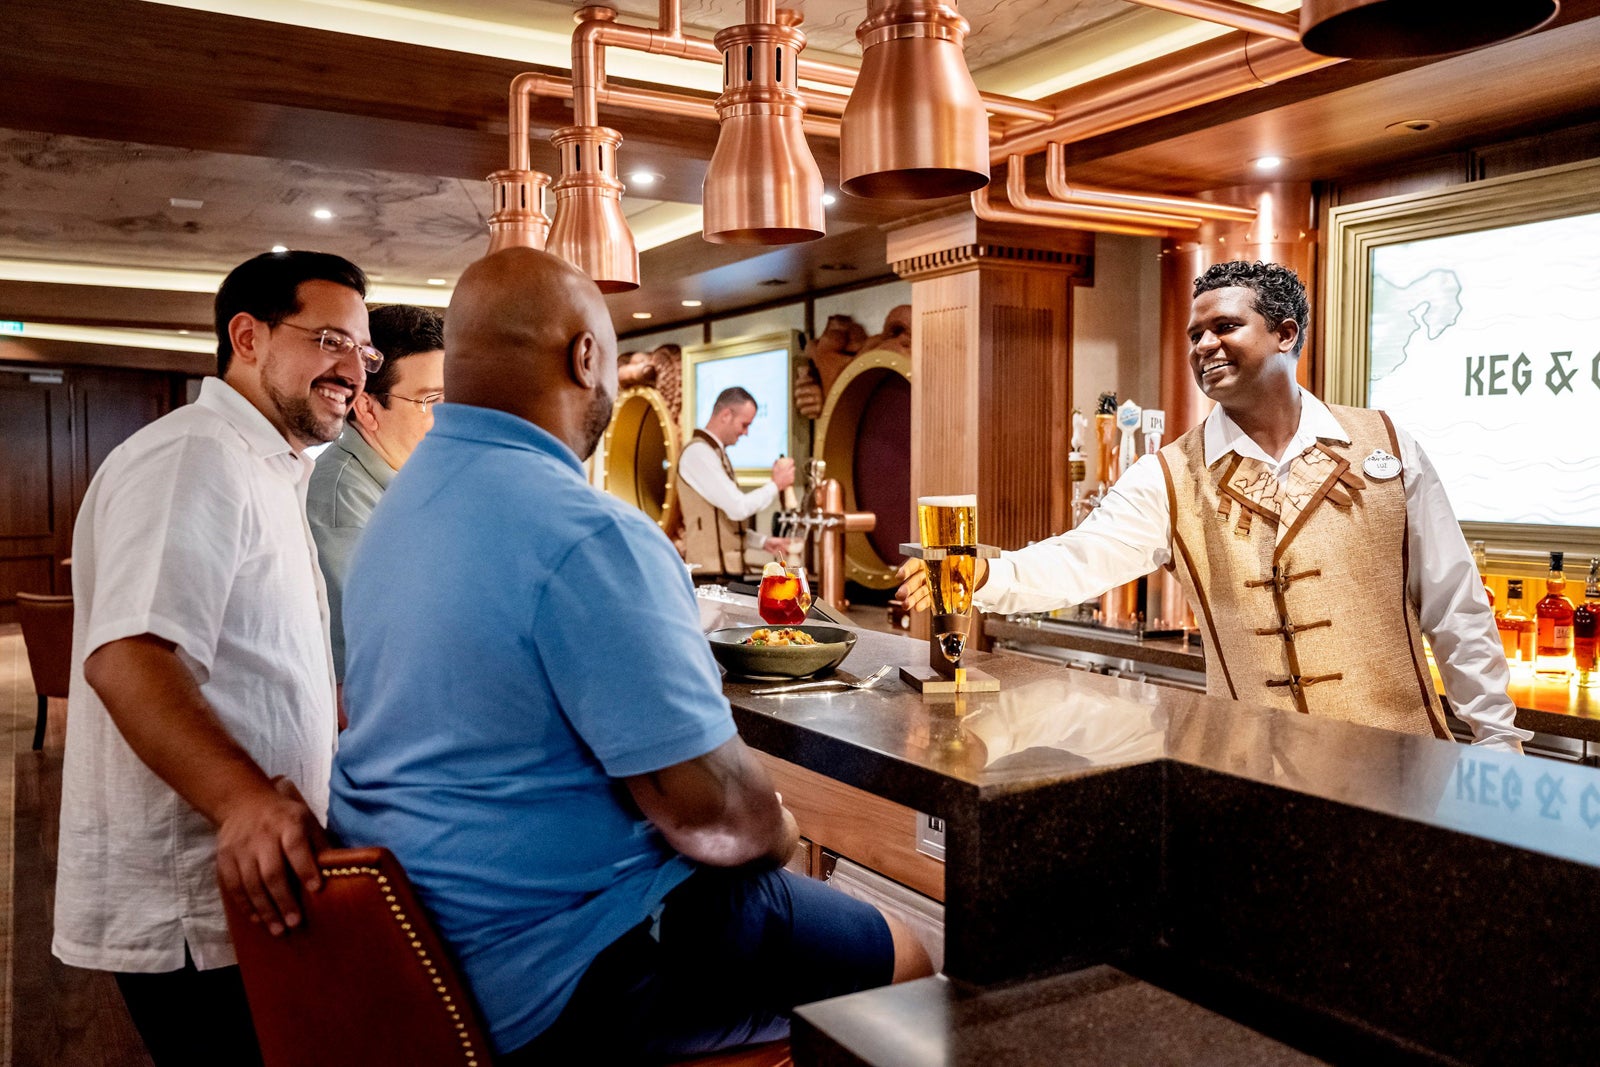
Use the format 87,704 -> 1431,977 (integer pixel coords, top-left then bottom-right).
771,456 -> 796,490
895,556 -> 988,614
763,536 -> 791,557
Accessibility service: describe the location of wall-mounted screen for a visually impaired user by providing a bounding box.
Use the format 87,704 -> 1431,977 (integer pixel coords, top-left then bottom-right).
1366,211 -> 1600,528
683,331 -> 805,481
1323,158 -> 1600,557
693,348 -> 790,470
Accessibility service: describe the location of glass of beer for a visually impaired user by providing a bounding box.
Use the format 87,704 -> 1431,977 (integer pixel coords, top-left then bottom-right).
917,494 -> 978,664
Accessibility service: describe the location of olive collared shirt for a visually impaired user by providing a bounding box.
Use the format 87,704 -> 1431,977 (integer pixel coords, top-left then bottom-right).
307,426 -> 395,681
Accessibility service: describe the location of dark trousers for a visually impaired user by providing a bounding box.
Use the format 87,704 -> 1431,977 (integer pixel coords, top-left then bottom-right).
114,952 -> 264,1067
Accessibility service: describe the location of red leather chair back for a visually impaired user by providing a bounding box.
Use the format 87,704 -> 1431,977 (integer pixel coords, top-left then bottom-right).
15,593 -> 72,699
224,846 -> 493,1067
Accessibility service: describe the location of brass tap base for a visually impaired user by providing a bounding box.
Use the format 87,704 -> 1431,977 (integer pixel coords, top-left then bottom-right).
899,664 -> 999,694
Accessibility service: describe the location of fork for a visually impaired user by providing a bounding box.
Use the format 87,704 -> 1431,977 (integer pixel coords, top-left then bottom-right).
751,665 -> 897,696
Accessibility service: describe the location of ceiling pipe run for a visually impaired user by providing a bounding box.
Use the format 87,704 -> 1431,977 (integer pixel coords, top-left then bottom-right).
1041,145 -> 1259,223
970,186 -> 1179,238
1122,0 -> 1301,40
1003,159 -> 1204,229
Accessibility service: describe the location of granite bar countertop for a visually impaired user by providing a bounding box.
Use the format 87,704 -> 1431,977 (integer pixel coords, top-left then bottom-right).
702,594 -> 1600,1064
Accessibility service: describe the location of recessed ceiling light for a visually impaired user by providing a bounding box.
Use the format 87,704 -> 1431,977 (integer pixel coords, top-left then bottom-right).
1385,118 -> 1440,134
632,311 -> 653,320
628,170 -> 659,187
821,192 -> 837,206
426,278 -> 448,286
168,197 -> 204,210
312,208 -> 334,220
271,244 -> 288,253
177,329 -> 191,335
681,299 -> 702,308
1253,156 -> 1284,171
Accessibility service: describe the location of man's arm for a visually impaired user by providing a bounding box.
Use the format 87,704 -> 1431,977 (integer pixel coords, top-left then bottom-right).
900,455 -> 1173,615
1396,431 -> 1530,752
678,442 -> 778,522
84,635 -> 327,934
623,735 -> 798,868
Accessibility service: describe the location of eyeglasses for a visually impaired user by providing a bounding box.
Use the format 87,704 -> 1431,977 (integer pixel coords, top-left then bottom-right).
374,391 -> 445,415
276,321 -> 385,375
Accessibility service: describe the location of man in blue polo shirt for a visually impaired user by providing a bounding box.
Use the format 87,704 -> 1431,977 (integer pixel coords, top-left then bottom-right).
330,248 -> 928,1061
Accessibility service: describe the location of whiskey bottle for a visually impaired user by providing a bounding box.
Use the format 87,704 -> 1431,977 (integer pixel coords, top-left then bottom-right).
1535,551 -> 1575,678
1497,579 -> 1534,664
1472,540 -> 1495,608
1574,557 -> 1600,689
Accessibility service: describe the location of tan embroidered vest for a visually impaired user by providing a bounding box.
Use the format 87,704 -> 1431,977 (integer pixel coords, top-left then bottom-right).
677,429 -> 751,579
1157,405 -> 1449,740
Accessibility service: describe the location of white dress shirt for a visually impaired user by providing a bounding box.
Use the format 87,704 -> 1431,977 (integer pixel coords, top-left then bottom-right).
978,392 -> 1529,751
677,436 -> 778,553
53,377 -> 338,973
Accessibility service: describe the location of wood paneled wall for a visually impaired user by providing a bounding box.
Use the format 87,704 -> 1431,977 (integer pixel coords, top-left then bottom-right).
0,365 -> 184,621
889,213 -> 1092,555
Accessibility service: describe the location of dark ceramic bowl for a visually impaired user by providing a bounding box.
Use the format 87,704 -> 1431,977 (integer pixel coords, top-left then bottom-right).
705,625 -> 857,681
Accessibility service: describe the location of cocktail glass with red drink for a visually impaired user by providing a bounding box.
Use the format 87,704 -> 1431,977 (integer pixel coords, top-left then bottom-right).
758,562 -> 812,626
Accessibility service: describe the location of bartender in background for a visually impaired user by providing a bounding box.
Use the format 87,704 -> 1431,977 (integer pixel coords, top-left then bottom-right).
677,386 -> 793,578
899,260 -> 1528,753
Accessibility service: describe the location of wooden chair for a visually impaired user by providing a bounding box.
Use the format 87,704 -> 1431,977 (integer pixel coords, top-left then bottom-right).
15,593 -> 72,750
225,847 -> 790,1066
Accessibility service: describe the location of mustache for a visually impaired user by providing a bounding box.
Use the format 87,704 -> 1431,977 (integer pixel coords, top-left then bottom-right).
312,374 -> 360,392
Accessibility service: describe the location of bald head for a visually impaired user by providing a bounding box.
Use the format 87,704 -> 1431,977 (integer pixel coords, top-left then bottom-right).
445,247 -> 619,458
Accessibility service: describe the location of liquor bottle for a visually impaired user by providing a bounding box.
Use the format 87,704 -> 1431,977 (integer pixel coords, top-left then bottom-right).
1535,551 -> 1575,677
1573,557 -> 1600,689
1497,579 -> 1534,664
1472,540 -> 1495,608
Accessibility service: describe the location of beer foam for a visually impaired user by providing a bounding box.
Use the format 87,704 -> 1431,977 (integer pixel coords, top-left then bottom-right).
918,494 -> 977,507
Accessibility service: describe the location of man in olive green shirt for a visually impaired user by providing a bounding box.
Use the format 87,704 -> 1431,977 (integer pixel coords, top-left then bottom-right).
308,304 -> 444,683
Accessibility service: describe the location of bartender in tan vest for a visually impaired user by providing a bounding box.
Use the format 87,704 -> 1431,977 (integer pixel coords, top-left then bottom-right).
898,260 -> 1529,753
677,386 -> 794,578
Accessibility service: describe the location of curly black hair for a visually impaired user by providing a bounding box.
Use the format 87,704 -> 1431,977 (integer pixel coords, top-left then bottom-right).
1192,260 -> 1309,357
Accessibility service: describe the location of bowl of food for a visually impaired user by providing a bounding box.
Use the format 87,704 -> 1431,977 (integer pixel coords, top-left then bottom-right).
705,625 -> 857,681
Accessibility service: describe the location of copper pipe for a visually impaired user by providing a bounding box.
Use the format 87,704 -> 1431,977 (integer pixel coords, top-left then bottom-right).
970,186 -> 1177,238
1003,159 -> 1203,228
1041,144 -> 1259,223
989,33 -> 1340,160
1123,0 -> 1300,40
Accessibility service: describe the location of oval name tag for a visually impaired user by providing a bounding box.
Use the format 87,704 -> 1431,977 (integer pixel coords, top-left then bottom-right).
1362,448 -> 1401,480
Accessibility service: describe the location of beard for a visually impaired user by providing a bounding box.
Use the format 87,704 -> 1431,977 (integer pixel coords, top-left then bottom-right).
264,375 -> 345,446
579,384 -> 615,461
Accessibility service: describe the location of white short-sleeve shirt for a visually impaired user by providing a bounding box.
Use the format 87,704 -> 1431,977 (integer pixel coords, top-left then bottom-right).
52,377 -> 338,973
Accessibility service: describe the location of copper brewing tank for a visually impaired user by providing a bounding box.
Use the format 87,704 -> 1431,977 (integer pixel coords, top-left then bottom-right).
839,0 -> 989,199
703,3 -> 825,243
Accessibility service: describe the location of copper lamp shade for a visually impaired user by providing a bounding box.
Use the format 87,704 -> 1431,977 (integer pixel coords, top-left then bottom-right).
839,0 -> 989,200
546,126 -> 639,293
486,169 -> 552,254
1299,0 -> 1558,58
702,8 -> 825,244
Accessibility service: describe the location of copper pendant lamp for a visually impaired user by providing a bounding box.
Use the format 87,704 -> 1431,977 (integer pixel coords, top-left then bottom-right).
486,169 -> 552,254
839,0 -> 989,200
545,125 -> 639,293
1299,0 -> 1559,59
702,3 -> 825,244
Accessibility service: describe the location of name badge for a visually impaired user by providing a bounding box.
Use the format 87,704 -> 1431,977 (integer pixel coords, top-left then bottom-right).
1362,449 -> 1402,480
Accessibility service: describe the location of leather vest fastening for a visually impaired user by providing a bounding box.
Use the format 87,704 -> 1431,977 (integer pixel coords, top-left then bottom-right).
1157,405 -> 1449,740
677,429 -> 751,579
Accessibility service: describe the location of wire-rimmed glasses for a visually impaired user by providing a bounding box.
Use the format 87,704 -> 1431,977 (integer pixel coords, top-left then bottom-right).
277,321 -> 385,374
374,391 -> 445,415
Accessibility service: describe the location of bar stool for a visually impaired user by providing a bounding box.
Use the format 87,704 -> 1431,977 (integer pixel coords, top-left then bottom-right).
15,593 -> 73,750
226,847 -> 791,1067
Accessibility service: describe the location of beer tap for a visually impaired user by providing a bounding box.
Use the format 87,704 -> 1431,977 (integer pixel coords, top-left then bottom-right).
791,459 -> 874,611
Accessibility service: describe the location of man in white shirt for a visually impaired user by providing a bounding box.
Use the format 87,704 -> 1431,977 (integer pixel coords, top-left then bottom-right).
308,303 -> 445,684
53,250 -> 377,1064
676,386 -> 795,578
899,260 -> 1528,753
